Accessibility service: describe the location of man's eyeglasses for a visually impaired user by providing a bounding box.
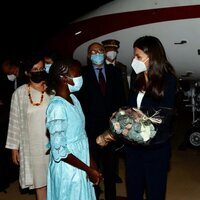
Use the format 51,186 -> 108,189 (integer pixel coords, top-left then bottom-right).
89,49 -> 105,55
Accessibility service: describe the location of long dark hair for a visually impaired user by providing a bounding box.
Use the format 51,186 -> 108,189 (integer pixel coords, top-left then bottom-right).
132,36 -> 176,98
21,53 -> 44,73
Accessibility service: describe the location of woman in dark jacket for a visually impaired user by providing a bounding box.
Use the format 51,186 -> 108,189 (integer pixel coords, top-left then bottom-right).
126,35 -> 177,200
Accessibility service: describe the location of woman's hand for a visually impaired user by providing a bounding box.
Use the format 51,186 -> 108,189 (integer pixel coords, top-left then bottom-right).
12,149 -> 20,165
87,168 -> 103,185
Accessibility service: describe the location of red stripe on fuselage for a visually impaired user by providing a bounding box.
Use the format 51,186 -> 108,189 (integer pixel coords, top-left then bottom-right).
47,5 -> 200,57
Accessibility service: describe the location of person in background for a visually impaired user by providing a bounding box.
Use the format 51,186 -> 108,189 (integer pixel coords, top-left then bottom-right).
1,57 -> 27,100
102,39 -> 129,101
45,58 -> 102,200
102,39 -> 129,184
5,53 -> 50,200
0,57 -> 27,192
42,49 -> 59,73
77,42 -> 126,200
126,36 -> 177,200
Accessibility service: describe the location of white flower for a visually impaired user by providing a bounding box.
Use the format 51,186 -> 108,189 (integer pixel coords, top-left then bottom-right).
119,110 -> 125,115
140,124 -> 151,142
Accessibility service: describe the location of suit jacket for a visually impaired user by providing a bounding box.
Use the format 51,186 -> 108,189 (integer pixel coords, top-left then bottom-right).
128,72 -> 177,145
77,64 -> 126,139
115,61 -> 129,101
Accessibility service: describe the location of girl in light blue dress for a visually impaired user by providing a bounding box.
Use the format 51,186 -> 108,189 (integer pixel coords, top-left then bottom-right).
46,59 -> 102,200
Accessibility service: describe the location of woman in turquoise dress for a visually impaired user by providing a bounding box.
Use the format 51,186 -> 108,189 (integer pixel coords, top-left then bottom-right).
46,59 -> 102,200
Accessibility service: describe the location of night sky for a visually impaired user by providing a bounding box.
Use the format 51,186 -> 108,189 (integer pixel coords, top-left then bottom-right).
0,0 -> 113,60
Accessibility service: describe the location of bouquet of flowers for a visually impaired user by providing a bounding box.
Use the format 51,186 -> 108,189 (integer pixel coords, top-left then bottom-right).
96,107 -> 162,147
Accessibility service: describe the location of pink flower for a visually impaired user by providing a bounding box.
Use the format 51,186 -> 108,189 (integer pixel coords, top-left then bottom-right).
125,123 -> 132,129
122,129 -> 129,136
113,122 -> 120,131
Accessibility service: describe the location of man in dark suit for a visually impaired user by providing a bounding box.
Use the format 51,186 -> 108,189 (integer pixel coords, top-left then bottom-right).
77,42 -> 126,200
102,39 -> 129,102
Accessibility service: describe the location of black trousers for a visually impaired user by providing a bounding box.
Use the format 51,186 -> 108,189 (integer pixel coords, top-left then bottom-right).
124,142 -> 171,200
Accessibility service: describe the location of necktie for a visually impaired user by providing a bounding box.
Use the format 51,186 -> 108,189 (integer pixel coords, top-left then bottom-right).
98,68 -> 106,96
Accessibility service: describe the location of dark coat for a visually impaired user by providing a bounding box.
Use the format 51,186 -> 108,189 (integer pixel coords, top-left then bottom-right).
128,72 -> 177,145
77,64 -> 126,139
115,61 -> 129,101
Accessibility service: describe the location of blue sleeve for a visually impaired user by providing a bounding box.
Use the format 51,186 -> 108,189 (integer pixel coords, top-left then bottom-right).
46,100 -> 70,162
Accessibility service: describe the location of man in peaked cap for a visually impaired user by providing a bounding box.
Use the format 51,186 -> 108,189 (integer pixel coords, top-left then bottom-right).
102,39 -> 129,186
102,39 -> 129,101
102,39 -> 120,49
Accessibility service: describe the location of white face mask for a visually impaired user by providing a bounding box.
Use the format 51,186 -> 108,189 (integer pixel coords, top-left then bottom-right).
106,51 -> 117,60
45,63 -> 52,73
67,76 -> 83,93
131,58 -> 148,74
7,74 -> 16,81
